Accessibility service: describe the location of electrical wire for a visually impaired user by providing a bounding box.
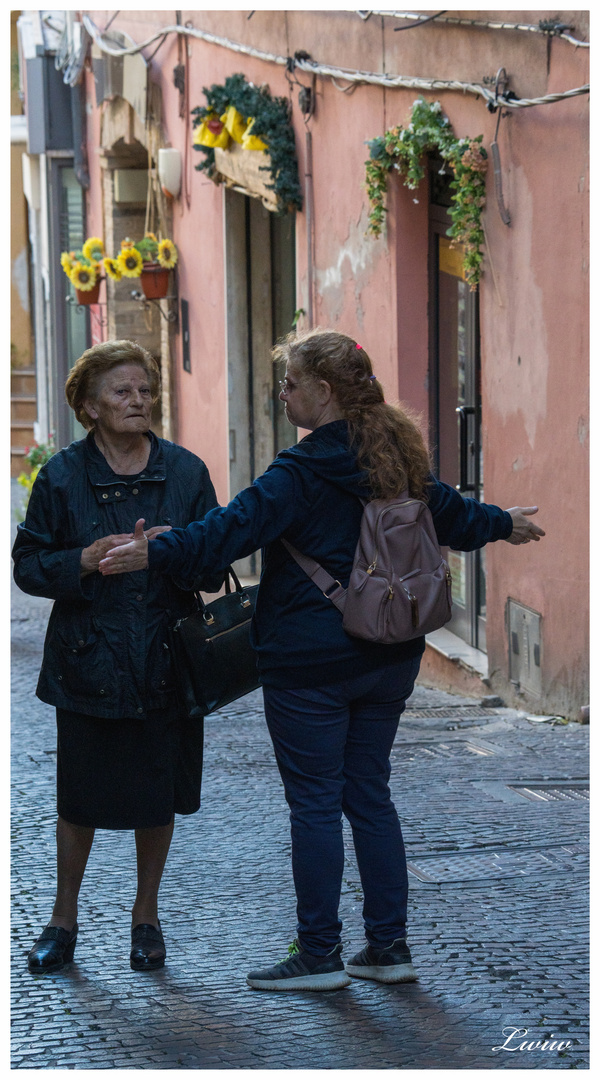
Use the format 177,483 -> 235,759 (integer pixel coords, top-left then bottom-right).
81,15 -> 589,110
365,11 -> 590,47
393,11 -> 447,32
145,32 -> 168,64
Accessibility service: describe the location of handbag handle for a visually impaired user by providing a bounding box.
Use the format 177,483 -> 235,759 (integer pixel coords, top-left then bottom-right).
193,566 -> 253,624
224,566 -> 245,594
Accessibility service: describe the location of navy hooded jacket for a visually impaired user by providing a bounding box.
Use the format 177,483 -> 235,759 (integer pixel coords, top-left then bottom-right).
148,421 -> 513,689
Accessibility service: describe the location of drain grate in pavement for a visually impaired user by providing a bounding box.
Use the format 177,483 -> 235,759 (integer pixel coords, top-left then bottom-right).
407,842 -> 588,883
508,783 -> 589,803
404,705 -> 496,718
395,740 -> 496,760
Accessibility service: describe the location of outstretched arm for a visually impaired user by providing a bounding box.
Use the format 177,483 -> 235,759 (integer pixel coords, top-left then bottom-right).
428,477 -> 545,551
99,462 -> 304,577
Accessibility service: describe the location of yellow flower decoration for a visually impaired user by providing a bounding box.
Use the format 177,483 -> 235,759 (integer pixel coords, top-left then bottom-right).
194,113 -> 230,149
221,105 -> 248,144
70,262 -> 97,291
82,237 -> 104,261
117,248 -> 143,277
103,257 -> 122,281
60,252 -> 76,279
157,239 -> 178,269
145,232 -> 158,242
120,238 -> 135,250
242,118 -> 267,152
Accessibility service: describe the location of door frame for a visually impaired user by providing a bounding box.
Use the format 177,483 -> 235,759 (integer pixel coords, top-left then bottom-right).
428,182 -> 486,650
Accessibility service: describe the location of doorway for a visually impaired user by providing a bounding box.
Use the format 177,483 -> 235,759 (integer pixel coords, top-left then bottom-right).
429,162 -> 486,650
224,189 -> 296,574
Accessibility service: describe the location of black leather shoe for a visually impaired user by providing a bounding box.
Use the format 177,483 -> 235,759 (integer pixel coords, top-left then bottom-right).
130,922 -> 166,971
27,923 -> 78,974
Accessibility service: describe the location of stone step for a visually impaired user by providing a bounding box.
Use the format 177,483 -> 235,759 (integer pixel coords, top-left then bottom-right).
11,448 -> 29,478
11,420 -> 35,449
11,395 -> 37,422
11,368 -> 36,394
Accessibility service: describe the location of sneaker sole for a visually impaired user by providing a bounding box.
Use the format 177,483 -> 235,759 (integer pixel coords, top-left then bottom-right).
247,970 -> 352,991
346,962 -> 417,984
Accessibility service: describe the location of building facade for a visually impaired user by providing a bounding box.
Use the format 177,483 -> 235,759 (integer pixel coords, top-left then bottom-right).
16,10 -> 589,718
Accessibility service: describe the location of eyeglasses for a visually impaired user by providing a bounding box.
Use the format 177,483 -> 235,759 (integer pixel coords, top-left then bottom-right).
278,378 -> 295,395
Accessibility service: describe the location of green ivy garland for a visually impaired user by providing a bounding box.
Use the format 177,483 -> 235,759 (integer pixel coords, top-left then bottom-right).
192,73 -> 303,214
365,98 -> 488,288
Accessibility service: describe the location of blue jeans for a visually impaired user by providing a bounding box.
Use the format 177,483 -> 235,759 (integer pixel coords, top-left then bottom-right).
262,656 -> 422,955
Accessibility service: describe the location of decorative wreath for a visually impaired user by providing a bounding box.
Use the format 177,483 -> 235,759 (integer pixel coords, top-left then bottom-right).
192,72 -> 303,214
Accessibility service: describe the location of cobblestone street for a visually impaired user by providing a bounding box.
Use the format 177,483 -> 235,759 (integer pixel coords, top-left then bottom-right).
11,488 -> 589,1070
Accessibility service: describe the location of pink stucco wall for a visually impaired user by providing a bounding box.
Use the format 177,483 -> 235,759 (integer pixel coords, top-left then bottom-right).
82,10 -> 588,715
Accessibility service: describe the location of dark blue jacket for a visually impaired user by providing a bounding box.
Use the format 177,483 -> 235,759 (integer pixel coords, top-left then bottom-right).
12,431 -> 220,718
149,420 -> 513,688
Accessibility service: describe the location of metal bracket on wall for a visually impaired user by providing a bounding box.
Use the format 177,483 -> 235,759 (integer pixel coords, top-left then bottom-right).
129,291 -> 178,324
490,67 -> 511,226
65,296 -> 109,329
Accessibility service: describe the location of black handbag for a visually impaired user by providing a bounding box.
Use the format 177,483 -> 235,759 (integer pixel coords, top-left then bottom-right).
168,567 -> 260,718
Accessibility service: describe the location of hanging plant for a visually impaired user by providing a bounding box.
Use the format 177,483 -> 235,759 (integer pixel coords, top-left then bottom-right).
191,72 -> 303,214
60,236 -> 104,292
102,233 -> 178,281
365,98 -> 488,288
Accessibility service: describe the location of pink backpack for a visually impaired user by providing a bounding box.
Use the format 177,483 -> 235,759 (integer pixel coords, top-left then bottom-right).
282,492 -> 452,644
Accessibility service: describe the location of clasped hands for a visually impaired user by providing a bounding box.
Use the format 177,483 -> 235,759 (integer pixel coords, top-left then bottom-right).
87,520 -> 165,576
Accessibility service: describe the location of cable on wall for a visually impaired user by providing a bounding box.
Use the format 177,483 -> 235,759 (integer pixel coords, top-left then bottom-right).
81,15 -> 589,112
366,11 -> 590,47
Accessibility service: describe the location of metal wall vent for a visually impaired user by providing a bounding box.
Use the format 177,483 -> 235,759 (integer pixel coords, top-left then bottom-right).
508,784 -> 589,803
407,842 -> 588,883
507,599 -> 542,696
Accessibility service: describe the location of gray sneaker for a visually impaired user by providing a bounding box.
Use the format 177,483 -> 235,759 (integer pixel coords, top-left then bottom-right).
247,938 -> 352,991
346,937 -> 417,983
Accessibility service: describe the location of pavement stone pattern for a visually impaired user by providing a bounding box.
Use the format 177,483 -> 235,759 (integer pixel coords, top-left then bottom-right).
11,483 -> 589,1069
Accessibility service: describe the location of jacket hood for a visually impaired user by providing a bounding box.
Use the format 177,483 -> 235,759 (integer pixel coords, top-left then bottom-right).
274,420 -> 371,498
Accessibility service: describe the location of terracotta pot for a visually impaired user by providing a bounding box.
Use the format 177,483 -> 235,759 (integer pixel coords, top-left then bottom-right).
75,278 -> 101,305
140,264 -> 170,299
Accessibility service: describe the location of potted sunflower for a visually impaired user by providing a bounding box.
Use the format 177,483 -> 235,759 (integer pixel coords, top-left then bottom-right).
60,237 -> 104,304
104,234 -> 178,299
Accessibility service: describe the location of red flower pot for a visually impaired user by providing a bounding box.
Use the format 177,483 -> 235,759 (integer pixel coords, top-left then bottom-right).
75,278 -> 101,305
140,264 -> 170,299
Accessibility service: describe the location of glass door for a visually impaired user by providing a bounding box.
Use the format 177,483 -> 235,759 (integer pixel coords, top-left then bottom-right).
429,169 -> 486,650
49,160 -> 90,446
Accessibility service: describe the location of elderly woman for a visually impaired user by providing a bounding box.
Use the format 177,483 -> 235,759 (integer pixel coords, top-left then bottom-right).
13,340 -> 221,974
101,328 -> 544,991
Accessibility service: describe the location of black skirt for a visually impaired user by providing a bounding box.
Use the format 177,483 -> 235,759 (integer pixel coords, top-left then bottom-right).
56,704 -> 204,830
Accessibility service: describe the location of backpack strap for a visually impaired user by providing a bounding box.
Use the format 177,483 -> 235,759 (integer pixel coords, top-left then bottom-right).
280,538 -> 347,614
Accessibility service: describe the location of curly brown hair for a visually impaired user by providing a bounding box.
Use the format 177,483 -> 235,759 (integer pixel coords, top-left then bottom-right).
65,340 -> 160,430
272,328 -> 431,499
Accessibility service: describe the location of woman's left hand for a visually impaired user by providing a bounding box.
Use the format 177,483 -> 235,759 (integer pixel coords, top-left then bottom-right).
99,519 -> 149,574
504,506 -> 546,545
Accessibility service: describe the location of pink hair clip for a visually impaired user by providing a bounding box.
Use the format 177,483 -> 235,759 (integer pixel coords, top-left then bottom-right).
355,342 -> 362,350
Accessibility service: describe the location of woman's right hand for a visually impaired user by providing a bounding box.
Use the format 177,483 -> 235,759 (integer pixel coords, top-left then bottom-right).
81,533 -> 134,576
